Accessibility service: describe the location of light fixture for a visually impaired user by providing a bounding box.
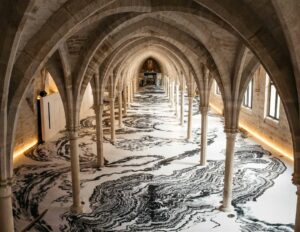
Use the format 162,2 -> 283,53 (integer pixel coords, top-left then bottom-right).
13,139 -> 38,161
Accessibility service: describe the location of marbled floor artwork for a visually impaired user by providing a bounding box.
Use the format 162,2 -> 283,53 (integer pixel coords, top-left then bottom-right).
13,86 -> 296,231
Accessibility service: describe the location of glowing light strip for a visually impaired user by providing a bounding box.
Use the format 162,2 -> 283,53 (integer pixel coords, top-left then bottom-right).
13,140 -> 38,161
209,103 -> 294,162
239,123 -> 294,162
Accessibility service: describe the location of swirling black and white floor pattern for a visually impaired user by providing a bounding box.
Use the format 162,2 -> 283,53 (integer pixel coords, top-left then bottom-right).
13,86 -> 297,232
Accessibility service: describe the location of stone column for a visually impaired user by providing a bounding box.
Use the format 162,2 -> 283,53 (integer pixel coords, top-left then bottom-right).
95,104 -> 104,167
170,81 -> 173,106
127,85 -> 131,106
118,91 -> 123,128
129,85 -> 132,105
128,84 -> 131,104
166,79 -> 168,97
68,126 -> 83,213
133,78 -> 136,93
200,106 -> 209,165
220,130 -> 237,212
0,180 -> 14,232
171,83 -> 173,104
167,79 -> 170,100
180,87 -> 185,126
168,80 -> 171,101
110,97 -> 116,144
123,90 -> 127,116
171,82 -> 175,108
295,185 -> 300,232
187,95 -> 193,141
175,84 -> 179,117
130,81 -> 134,102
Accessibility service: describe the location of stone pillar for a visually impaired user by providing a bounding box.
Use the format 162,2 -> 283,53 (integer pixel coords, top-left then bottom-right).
170,81 -> 173,106
167,79 -> 171,100
133,78 -> 136,93
171,82 -> 175,108
166,79 -> 169,98
200,106 -> 209,165
187,95 -> 193,141
110,97 -> 116,144
168,80 -> 171,100
295,185 -> 300,232
95,104 -> 104,167
130,81 -> 134,102
123,90 -> 127,116
68,127 -> 83,213
220,130 -> 237,212
127,85 -> 131,106
175,84 -> 179,117
180,87 -> 185,126
0,180 -> 14,232
172,82 -> 175,107
118,91 -> 123,128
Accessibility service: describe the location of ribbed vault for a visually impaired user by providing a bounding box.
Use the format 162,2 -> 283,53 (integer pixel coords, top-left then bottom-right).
1,1 -> 300,231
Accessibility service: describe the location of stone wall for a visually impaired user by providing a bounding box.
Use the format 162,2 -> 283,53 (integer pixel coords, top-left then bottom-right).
209,66 -> 293,156
13,72 -> 42,154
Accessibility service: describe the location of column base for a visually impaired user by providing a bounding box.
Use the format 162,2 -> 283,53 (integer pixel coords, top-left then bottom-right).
94,162 -> 105,169
219,204 -> 234,213
119,123 -> 124,129
70,204 -> 83,214
187,138 -> 193,142
200,160 -> 207,166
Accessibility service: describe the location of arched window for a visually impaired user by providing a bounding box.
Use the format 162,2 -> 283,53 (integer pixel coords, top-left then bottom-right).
243,79 -> 253,109
267,75 -> 280,120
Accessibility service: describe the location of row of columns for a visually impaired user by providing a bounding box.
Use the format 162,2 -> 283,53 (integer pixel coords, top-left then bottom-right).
66,74 -> 136,218
164,78 -> 182,122
164,75 -> 236,213
59,72 -> 300,231
2,73 -> 300,232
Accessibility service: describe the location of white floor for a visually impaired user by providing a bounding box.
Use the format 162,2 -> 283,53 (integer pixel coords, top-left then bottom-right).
13,86 -> 296,232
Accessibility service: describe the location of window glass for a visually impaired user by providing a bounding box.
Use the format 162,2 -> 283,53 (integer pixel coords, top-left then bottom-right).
243,79 -> 253,108
267,78 -> 280,120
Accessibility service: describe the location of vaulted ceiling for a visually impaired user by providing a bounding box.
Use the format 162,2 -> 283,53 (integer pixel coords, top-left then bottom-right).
1,0 -> 300,184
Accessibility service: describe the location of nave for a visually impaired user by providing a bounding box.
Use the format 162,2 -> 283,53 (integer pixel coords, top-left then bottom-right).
13,86 -> 296,232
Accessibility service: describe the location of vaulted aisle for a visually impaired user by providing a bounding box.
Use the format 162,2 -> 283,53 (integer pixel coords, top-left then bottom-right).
13,86 -> 295,231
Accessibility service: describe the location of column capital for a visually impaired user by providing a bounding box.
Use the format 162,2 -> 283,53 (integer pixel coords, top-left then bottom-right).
67,125 -> 80,131
93,103 -> 104,109
67,126 -> 80,139
224,128 -> 239,134
0,179 -> 13,187
199,106 -> 209,114
0,180 -> 13,198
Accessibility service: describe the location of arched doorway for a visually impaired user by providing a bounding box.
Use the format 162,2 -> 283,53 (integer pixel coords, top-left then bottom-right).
140,58 -> 162,87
